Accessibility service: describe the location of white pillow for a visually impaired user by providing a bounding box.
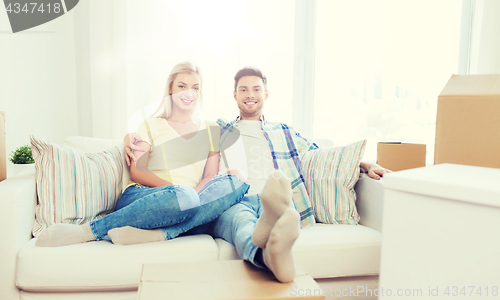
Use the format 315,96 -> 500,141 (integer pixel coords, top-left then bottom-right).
31,135 -> 124,237
63,136 -> 130,191
301,140 -> 366,224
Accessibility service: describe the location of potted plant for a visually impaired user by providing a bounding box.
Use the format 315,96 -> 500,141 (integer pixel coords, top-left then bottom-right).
9,144 -> 35,174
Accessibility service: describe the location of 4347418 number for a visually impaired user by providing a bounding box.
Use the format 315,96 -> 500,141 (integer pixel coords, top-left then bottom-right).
6,2 -> 62,14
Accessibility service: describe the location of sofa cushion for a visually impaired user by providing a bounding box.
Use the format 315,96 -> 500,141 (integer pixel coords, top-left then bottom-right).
30,135 -> 124,238
293,223 -> 381,278
214,238 -> 242,261
17,235 -> 219,292
301,140 -> 367,224
217,224 -> 381,279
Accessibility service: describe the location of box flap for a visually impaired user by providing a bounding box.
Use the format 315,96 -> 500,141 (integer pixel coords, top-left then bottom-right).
439,74 -> 500,96
141,261 -> 308,283
139,261 -> 323,300
383,164 -> 500,208
378,141 -> 425,145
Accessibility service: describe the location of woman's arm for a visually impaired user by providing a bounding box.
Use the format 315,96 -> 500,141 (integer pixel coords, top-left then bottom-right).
130,141 -> 173,188
194,152 -> 220,193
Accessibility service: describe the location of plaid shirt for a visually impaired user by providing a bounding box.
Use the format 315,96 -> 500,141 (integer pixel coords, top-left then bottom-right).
217,116 -> 318,228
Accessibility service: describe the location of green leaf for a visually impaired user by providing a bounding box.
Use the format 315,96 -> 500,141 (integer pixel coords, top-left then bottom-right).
9,144 -> 35,164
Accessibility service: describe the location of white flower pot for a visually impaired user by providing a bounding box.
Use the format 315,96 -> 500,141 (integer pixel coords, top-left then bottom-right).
14,163 -> 35,175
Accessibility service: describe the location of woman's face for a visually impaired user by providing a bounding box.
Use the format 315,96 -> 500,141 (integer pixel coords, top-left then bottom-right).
170,73 -> 201,113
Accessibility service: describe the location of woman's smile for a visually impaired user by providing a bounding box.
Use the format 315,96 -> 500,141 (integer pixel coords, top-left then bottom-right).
181,98 -> 194,105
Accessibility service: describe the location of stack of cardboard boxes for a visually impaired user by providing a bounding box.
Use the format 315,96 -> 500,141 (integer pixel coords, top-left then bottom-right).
377,74 -> 500,171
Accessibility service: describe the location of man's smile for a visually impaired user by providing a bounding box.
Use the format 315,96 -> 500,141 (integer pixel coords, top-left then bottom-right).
244,100 -> 257,106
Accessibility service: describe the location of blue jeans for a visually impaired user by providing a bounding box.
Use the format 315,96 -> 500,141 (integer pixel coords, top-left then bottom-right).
89,174 -> 250,240
211,194 -> 266,269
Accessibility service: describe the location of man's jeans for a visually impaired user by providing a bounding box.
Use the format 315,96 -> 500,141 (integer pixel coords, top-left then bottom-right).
211,194 -> 267,269
89,174 -> 250,240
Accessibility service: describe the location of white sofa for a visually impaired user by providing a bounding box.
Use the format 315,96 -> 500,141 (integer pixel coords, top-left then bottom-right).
0,136 -> 384,300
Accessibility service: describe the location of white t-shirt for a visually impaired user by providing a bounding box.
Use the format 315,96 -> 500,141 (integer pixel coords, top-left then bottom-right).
219,120 -> 275,195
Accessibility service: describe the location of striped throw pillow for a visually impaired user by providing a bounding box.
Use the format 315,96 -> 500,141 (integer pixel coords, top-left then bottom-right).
30,135 -> 124,237
300,140 -> 366,224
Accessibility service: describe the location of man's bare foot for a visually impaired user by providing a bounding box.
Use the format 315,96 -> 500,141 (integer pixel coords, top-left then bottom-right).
108,226 -> 164,245
36,223 -> 95,247
262,208 -> 300,283
252,170 -> 292,248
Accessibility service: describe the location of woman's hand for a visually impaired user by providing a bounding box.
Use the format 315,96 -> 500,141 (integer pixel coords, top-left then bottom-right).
124,132 -> 147,167
360,162 -> 392,180
226,169 -> 247,183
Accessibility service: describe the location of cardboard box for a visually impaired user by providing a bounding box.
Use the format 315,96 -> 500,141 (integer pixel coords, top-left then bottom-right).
138,260 -> 324,300
0,111 -> 5,182
435,74 -> 500,168
377,142 -> 426,172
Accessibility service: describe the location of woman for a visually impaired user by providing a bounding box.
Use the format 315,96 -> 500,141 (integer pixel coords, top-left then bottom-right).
36,62 -> 249,247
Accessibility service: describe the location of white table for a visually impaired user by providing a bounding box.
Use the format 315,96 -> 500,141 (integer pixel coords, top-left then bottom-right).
379,164 -> 500,299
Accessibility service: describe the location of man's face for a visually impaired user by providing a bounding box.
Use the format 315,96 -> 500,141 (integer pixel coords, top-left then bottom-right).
234,76 -> 269,120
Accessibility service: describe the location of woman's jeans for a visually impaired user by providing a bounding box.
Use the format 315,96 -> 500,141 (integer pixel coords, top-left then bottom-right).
89,174 -> 249,240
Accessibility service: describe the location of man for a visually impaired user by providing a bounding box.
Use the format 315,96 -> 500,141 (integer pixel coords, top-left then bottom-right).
126,67 -> 389,283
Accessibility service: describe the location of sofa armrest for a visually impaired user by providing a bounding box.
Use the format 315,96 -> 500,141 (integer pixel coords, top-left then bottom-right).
355,173 -> 384,232
0,170 -> 37,300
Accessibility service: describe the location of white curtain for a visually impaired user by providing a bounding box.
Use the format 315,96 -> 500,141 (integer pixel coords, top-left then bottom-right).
72,0 -> 297,140
469,0 -> 500,74
73,0 -> 128,139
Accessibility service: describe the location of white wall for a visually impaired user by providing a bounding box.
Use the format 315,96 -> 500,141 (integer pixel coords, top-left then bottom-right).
0,5 -> 79,176
0,0 -> 297,178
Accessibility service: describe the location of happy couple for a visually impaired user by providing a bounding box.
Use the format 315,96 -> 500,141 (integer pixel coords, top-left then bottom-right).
36,61 -> 389,283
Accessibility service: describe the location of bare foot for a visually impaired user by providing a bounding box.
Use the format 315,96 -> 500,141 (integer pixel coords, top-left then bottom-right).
252,170 -> 292,248
36,223 -> 95,247
108,226 -> 164,245
262,208 -> 300,283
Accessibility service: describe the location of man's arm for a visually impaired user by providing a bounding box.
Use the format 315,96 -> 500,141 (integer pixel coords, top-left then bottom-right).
360,161 -> 392,180
123,132 -> 147,167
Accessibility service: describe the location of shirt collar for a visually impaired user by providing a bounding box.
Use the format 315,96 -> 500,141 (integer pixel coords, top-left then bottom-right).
234,115 -> 267,125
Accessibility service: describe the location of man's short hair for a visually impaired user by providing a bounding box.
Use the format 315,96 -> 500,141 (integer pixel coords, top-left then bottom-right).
234,67 -> 267,91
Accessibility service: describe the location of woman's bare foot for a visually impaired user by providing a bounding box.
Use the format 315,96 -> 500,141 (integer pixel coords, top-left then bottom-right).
108,226 -> 164,245
36,223 -> 95,247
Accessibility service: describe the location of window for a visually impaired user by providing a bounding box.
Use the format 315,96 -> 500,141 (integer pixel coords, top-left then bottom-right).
313,0 -> 463,164
125,0 -> 295,126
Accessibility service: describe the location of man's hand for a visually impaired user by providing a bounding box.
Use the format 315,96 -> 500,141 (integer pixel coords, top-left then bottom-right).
124,132 -> 147,167
360,162 -> 392,180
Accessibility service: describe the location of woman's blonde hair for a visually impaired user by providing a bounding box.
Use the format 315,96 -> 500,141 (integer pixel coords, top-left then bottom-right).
151,61 -> 202,119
